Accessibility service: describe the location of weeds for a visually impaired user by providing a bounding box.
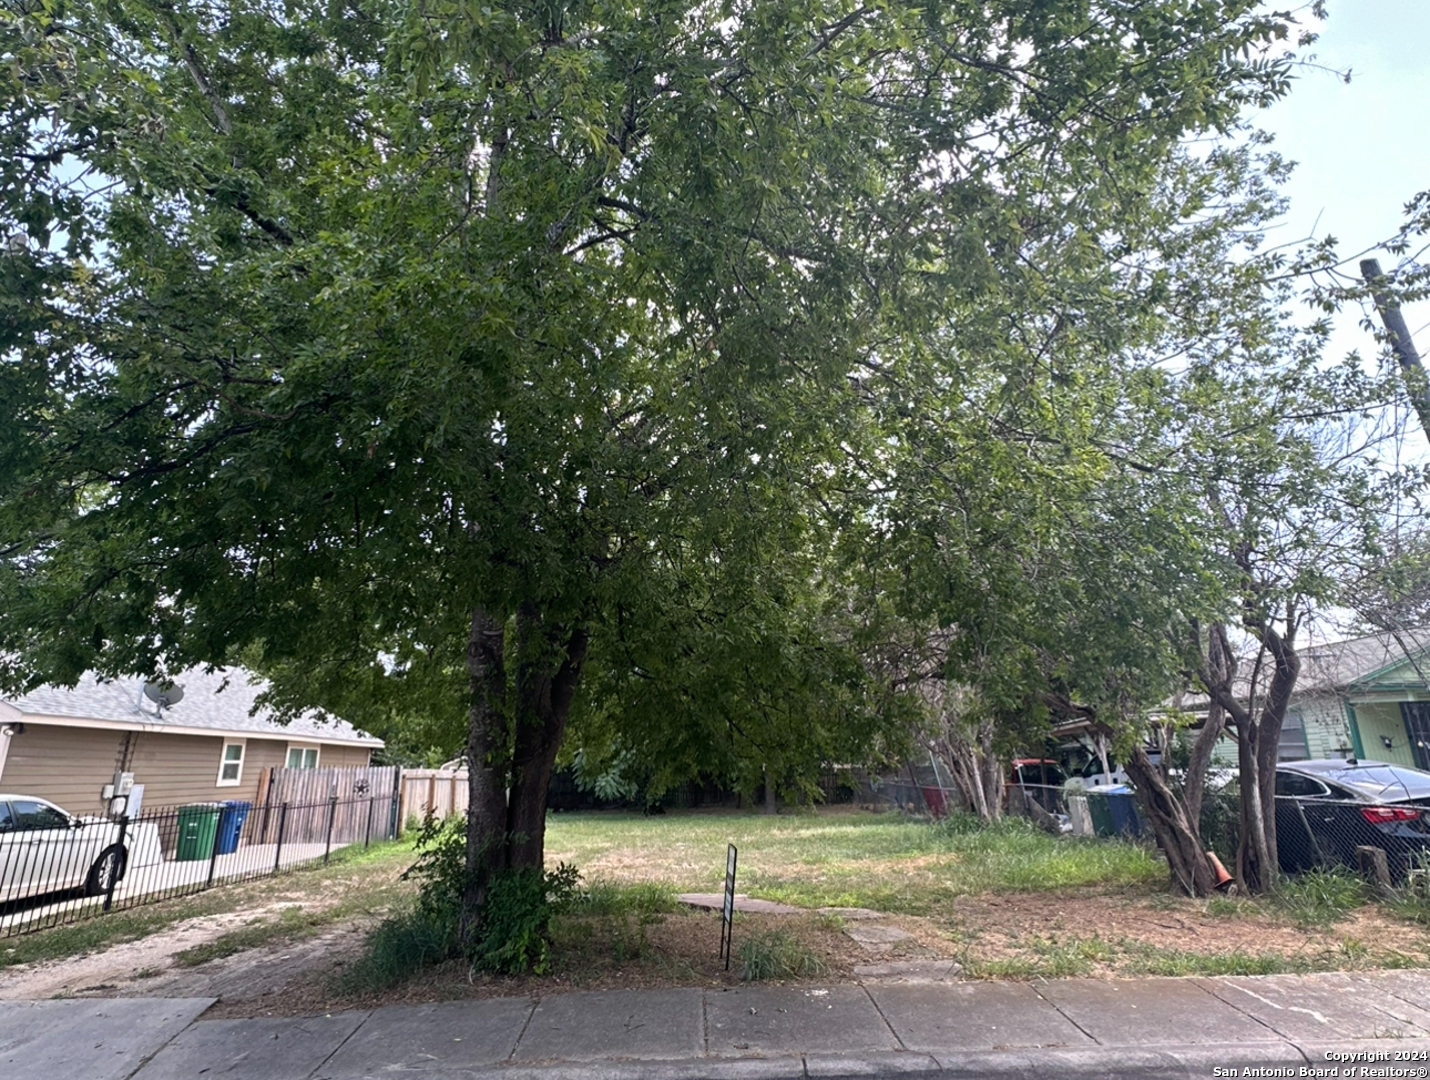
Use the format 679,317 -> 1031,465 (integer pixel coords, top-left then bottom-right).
1203,895 -> 1259,919
335,905 -> 457,994
738,929 -> 829,981
1275,868 -> 1367,928
1125,945 -> 1303,977
966,935 -> 1111,979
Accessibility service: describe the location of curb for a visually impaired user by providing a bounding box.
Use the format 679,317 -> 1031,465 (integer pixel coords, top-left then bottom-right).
311,1040 -> 1430,1080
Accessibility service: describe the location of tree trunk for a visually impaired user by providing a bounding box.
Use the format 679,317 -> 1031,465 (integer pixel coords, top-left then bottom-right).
460,604 -> 589,948
1236,725 -> 1273,893
929,711 -> 1002,823
1125,744 -> 1217,896
461,606 -> 510,948
506,613 -> 589,869
1195,619 -> 1298,896
1183,626 -> 1232,831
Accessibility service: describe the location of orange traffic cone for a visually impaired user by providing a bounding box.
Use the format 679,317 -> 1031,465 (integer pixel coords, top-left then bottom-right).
1207,852 -> 1234,892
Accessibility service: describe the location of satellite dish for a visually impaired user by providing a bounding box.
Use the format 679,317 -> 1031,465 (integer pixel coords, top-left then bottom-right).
143,682 -> 185,709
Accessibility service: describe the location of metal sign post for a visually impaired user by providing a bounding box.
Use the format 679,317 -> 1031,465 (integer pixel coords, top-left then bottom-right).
719,843 -> 738,970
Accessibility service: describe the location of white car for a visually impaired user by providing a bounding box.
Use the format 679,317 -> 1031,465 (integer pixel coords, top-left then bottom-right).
0,794 -> 129,902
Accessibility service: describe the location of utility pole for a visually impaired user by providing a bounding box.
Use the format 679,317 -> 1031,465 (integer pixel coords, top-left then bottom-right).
1360,258 -> 1430,437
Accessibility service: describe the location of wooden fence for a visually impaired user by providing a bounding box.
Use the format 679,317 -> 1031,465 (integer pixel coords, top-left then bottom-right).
252,765 -> 402,845
398,769 -> 468,830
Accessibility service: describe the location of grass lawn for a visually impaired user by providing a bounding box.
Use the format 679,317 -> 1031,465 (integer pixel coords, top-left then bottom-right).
11,807 -> 1430,1016
544,807 -> 1164,913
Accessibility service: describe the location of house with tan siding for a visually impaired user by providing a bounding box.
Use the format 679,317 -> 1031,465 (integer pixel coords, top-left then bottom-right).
0,667 -> 382,816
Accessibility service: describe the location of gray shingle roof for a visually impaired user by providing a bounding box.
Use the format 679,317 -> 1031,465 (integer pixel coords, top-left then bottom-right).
1174,630 -> 1430,714
4,666 -> 382,747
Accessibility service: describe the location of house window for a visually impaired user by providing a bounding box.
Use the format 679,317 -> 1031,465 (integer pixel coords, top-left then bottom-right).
217,741 -> 245,786
1277,710 -> 1310,762
285,744 -> 320,769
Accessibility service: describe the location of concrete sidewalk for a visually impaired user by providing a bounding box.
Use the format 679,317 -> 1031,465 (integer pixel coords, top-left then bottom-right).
6,970 -> 1430,1080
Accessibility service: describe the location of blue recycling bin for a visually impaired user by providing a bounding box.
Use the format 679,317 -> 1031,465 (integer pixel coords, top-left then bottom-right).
215,800 -> 253,855
1102,786 -> 1143,838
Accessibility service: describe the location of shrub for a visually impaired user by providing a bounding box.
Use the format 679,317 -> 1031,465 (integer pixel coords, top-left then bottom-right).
470,862 -> 582,975
354,813 -> 585,982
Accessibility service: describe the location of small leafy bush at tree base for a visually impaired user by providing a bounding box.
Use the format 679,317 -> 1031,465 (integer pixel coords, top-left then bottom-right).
738,930 -> 830,981
471,863 -> 582,976
348,814 -> 585,984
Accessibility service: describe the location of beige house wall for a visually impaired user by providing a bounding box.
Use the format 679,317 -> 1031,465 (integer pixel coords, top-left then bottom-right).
320,745 -> 374,770
0,722 -> 374,813
0,724 -> 124,815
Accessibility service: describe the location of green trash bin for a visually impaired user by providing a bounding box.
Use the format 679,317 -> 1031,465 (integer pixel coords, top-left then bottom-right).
1085,790 -> 1116,838
176,803 -> 223,861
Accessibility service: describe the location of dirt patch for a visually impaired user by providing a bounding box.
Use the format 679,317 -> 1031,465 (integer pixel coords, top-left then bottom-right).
0,906 -> 306,1000
0,850 -> 414,1004
939,889 -> 1430,974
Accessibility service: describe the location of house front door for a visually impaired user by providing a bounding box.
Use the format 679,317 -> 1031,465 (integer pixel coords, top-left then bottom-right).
1400,702 -> 1430,771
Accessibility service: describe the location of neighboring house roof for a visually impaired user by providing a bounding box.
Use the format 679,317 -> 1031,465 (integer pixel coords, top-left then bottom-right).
0,667 -> 383,748
1175,629 -> 1430,715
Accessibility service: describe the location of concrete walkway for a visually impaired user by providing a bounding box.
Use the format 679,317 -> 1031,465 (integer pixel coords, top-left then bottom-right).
6,970 -> 1430,1080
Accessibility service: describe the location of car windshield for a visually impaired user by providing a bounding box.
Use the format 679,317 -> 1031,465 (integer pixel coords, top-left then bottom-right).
1015,762 -> 1067,786
0,803 -> 11,831
11,800 -> 72,830
1324,765 -> 1430,801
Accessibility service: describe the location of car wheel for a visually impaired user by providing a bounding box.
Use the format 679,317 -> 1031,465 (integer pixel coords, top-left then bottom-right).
84,845 -> 126,897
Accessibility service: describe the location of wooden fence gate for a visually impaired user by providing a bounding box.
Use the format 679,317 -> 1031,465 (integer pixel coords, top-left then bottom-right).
253,765 -> 402,846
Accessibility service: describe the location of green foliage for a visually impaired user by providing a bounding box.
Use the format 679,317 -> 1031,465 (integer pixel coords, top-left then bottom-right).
0,0 -> 1323,817
472,863 -> 583,976
383,813 -> 584,977
401,814 -> 469,929
1276,868 -> 1368,928
738,930 -> 829,982
1199,779 -> 1243,870
338,906 -> 460,995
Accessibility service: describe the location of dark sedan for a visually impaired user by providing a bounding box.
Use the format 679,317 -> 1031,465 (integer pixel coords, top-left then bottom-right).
1275,759 -> 1430,878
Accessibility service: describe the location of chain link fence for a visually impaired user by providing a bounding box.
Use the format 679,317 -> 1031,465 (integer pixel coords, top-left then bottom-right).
0,792 -> 400,939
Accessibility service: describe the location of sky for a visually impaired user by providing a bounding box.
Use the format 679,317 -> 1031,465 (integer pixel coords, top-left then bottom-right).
1260,0 -> 1430,371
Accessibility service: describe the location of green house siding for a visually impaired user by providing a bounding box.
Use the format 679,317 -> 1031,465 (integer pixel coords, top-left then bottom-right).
1347,701 -> 1417,768
1299,695 -> 1355,759
1210,733 -> 1237,767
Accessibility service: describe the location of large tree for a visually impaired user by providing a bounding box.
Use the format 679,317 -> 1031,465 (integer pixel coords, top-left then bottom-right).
2,0 -> 1305,934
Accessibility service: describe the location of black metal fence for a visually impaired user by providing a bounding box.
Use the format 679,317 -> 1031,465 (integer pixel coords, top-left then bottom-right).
0,793 -> 401,939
